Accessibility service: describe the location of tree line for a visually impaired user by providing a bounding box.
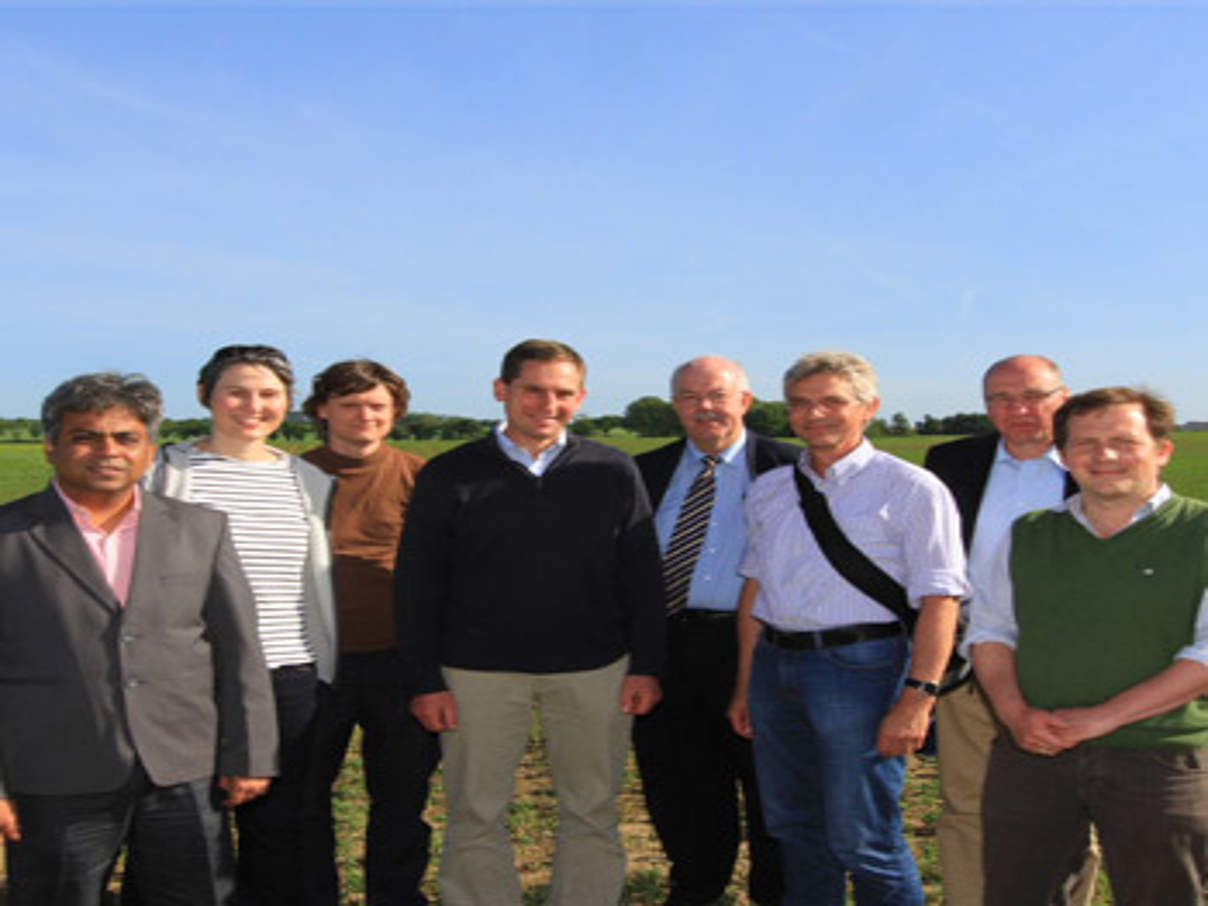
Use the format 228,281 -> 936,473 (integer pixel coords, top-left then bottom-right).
612,397 -> 991,439
0,405 -> 991,444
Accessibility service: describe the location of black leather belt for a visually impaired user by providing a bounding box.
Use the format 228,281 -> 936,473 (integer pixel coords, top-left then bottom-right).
670,608 -> 736,624
762,621 -> 902,651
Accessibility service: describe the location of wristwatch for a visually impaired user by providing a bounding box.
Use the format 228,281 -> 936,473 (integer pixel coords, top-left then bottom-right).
904,678 -> 940,697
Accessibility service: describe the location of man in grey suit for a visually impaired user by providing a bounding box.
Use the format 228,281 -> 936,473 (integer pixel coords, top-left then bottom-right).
0,373 -> 278,906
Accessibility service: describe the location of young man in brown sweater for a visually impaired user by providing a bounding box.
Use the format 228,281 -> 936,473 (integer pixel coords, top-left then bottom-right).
301,360 -> 437,906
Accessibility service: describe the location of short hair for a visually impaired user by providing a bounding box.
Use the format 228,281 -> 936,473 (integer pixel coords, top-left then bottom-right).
499,339 -> 585,384
669,356 -> 751,398
782,350 -> 878,403
42,372 -> 164,442
1053,386 -> 1175,449
303,360 -> 411,428
197,344 -> 295,406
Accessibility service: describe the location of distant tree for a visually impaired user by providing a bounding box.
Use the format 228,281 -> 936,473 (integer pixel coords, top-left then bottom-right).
940,412 -> 993,435
915,412 -> 992,435
275,420 -> 312,441
398,412 -> 442,440
865,418 -> 890,438
623,396 -> 682,437
915,414 -> 943,435
440,417 -> 490,440
888,412 -> 914,436
744,399 -> 790,437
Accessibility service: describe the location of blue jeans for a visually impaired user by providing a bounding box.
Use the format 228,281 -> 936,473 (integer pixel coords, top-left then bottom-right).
749,632 -> 922,906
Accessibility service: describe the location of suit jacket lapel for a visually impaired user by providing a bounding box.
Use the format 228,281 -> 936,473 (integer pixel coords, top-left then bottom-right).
27,487 -> 121,612
640,440 -> 686,511
126,492 -> 174,613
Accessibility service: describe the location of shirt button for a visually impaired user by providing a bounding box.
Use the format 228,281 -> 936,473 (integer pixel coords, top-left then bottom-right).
125,677 -> 140,689
121,632 -> 135,643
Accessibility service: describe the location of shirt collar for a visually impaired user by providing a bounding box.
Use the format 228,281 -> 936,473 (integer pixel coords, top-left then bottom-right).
800,436 -> 875,483
1060,483 -> 1172,531
52,480 -> 142,533
993,437 -> 1066,471
493,422 -> 568,467
686,429 -> 746,468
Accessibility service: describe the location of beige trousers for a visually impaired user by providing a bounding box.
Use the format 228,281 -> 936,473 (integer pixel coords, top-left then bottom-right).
439,657 -> 631,906
936,681 -> 1101,906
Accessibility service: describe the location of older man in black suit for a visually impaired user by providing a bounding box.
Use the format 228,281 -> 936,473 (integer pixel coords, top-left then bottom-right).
0,373 -> 277,906
925,354 -> 1097,906
633,356 -> 797,906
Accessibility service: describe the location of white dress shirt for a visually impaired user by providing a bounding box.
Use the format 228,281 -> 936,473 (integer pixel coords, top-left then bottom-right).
741,439 -> 969,631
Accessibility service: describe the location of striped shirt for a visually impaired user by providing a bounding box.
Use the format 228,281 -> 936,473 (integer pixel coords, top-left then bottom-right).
741,439 -> 968,631
185,447 -> 315,669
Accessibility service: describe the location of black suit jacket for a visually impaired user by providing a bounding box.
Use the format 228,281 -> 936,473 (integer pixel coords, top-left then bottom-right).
0,487 -> 278,797
923,432 -> 1078,551
636,433 -> 800,514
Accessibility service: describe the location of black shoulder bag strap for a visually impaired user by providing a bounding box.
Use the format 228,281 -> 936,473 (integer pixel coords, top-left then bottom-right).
791,466 -> 915,631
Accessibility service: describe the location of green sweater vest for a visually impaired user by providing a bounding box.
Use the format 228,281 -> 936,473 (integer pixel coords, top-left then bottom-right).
1011,495 -> 1208,748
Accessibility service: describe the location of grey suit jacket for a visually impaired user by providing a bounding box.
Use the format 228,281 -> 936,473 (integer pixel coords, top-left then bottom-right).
0,486 -> 278,797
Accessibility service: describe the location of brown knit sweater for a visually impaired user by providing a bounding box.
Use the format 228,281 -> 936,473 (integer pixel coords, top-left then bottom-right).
302,443 -> 425,653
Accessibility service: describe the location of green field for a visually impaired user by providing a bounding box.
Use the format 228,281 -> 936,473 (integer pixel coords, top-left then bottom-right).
5,431 -> 1207,902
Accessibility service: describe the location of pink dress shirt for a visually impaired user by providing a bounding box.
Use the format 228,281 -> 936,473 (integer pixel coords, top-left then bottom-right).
54,482 -> 142,607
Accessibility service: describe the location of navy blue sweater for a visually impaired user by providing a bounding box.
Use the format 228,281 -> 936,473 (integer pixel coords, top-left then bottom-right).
395,434 -> 666,694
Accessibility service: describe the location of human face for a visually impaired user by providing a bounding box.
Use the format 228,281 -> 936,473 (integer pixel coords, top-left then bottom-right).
786,372 -> 879,466
493,359 -> 586,455
984,358 -> 1067,457
44,407 -> 155,505
671,359 -> 752,455
1060,403 -> 1172,507
316,384 -> 396,458
202,363 -> 290,445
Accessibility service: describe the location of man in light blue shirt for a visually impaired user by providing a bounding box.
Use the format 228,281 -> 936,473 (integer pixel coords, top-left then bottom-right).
633,356 -> 797,906
924,354 -> 1100,906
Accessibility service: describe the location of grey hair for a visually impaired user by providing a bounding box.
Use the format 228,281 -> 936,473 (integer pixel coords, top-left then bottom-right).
669,356 -> 752,397
782,350 -> 878,403
42,373 -> 164,442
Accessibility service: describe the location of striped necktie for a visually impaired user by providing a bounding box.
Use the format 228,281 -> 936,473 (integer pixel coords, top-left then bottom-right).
662,454 -> 719,615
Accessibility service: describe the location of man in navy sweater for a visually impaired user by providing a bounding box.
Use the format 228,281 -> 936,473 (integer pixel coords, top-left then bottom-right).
396,338 -> 665,906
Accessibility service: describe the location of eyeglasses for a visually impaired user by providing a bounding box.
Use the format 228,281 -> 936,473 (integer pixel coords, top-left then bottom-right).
985,387 -> 1064,409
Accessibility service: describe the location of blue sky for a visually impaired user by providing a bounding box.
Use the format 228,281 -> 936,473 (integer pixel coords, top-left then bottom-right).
3,3 -> 1206,424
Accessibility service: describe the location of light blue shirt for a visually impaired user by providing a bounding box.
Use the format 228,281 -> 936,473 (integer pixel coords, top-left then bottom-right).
494,422 -> 567,476
653,432 -> 751,612
964,484 -> 1208,664
966,441 -> 1068,613
742,439 -> 969,631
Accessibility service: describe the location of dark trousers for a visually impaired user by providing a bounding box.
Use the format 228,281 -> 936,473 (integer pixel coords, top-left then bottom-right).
984,734 -> 1208,906
234,664 -> 323,906
7,763 -> 234,906
302,651 -> 439,906
633,611 -> 783,905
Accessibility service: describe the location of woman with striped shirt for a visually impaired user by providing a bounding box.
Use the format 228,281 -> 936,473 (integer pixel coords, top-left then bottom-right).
151,344 -> 337,906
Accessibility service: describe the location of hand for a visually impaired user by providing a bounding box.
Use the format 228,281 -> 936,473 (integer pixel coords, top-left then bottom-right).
876,692 -> 934,757
218,776 -> 271,807
620,675 -> 661,715
1050,706 -> 1117,748
1004,706 -> 1072,757
0,798 -> 20,841
411,691 -> 458,732
726,690 -> 752,740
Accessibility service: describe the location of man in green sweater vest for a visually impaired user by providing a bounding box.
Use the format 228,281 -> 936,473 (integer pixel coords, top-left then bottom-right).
967,386 -> 1208,906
